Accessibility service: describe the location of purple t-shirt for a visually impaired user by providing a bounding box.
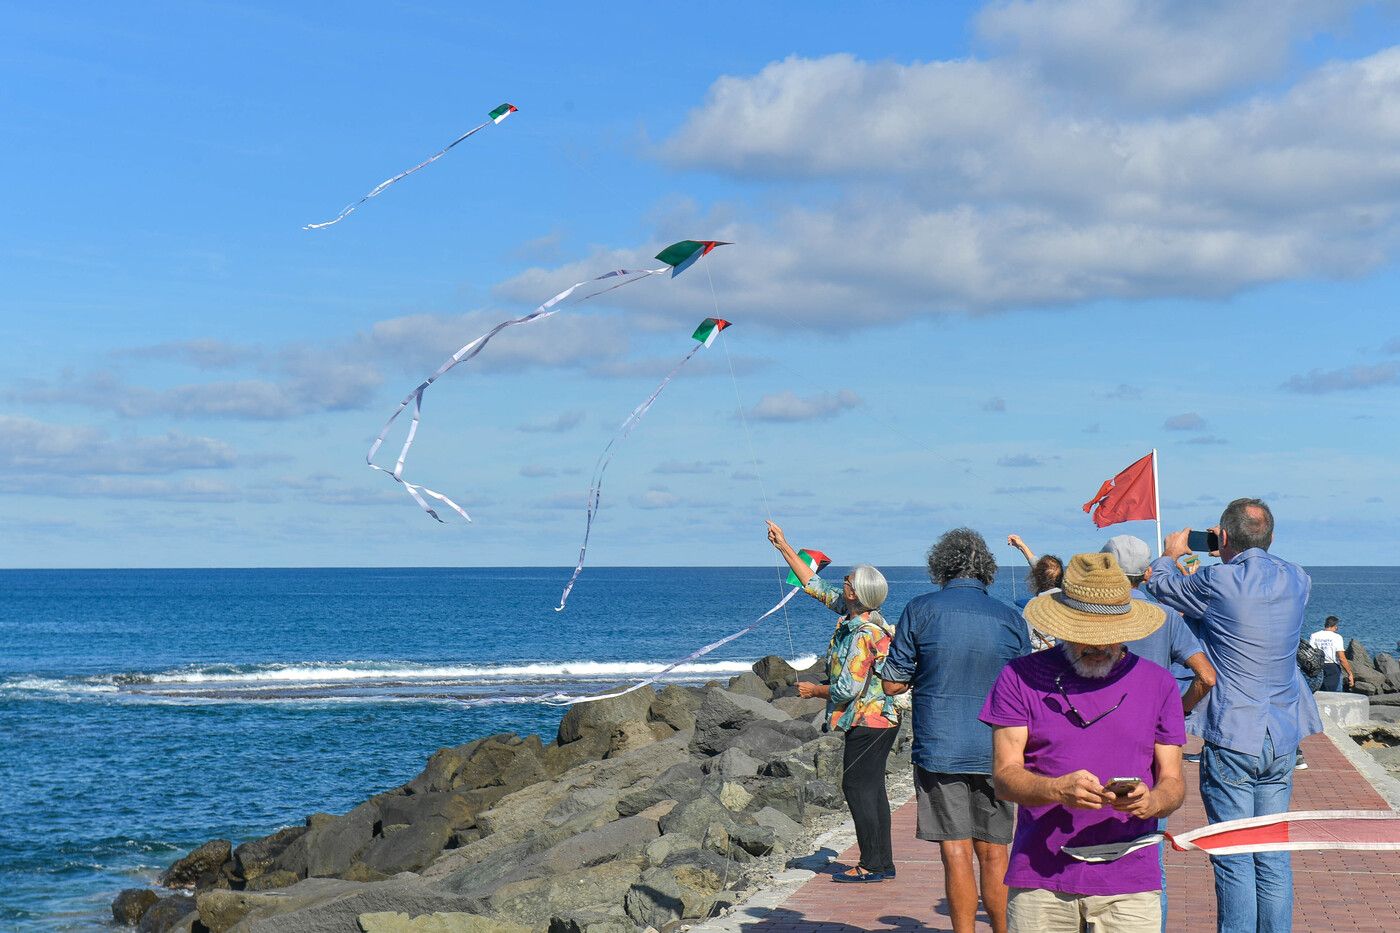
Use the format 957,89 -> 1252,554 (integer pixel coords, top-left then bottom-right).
979,649 -> 1186,896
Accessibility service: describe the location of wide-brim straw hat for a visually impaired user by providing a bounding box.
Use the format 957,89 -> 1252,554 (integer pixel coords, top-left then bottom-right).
1024,552 -> 1165,644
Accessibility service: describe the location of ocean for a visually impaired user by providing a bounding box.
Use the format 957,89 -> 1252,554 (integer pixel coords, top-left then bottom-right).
3,565 -> 1398,929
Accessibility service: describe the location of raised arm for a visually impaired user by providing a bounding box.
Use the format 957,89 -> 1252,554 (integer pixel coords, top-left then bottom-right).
767,520 -> 814,585
1144,530 -> 1215,618
1007,533 -> 1037,568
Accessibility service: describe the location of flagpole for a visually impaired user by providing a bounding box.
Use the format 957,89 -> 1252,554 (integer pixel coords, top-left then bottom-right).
1151,448 -> 1163,557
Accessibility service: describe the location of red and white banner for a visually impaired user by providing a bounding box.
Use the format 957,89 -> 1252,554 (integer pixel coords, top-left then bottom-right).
1064,810 -> 1400,862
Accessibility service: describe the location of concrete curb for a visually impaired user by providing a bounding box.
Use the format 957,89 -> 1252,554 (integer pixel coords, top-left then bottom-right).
1322,721 -> 1400,811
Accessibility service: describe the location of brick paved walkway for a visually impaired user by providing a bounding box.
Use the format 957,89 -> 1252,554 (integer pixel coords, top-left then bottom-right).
747,733 -> 1398,932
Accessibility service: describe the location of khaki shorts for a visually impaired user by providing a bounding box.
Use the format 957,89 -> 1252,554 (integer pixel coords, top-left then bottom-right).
1008,887 -> 1160,933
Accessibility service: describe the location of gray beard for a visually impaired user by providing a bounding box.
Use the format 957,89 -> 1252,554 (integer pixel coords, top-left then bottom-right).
1063,643 -> 1124,679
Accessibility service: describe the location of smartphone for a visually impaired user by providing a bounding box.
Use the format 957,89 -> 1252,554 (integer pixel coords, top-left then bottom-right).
1187,529 -> 1220,553
1104,777 -> 1142,797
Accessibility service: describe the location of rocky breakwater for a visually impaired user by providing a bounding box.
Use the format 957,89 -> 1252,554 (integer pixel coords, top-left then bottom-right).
114,655 -> 911,933
1344,640 -> 1400,721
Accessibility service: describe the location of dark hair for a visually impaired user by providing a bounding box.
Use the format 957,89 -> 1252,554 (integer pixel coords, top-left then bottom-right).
1220,497 -> 1274,552
1029,554 -> 1063,594
1325,616 -> 1340,629
927,527 -> 998,587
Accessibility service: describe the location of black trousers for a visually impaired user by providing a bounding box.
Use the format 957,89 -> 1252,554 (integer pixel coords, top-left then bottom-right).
841,724 -> 899,872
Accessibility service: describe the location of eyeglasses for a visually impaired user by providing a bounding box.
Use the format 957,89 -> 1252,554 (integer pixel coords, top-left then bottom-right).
1054,672 -> 1126,729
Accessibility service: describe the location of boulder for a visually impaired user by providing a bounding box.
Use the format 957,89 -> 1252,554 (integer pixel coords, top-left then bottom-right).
358,912 -> 531,933
542,734 -> 612,776
624,856 -> 729,929
407,737 -> 495,794
467,857 -> 648,927
803,779 -> 845,809
548,909 -> 633,933
378,792 -> 478,833
1373,693 -> 1400,707
728,822 -> 777,857
274,800 -> 380,879
1371,706 -> 1400,724
558,687 -> 656,745
753,656 -> 798,691
359,819 -> 453,875
246,870 -> 300,891
1348,639 -> 1374,671
137,895 -> 197,933
796,657 -> 826,682
703,747 -> 762,778
716,781 -> 753,812
201,876 -> 478,933
112,888 -> 159,925
1354,681 -> 1381,696
616,761 -> 704,817
159,838 -> 231,889
649,685 -> 703,732
726,672 -> 773,701
233,826 -> 306,883
607,720 -> 659,758
644,834 -> 698,867
692,689 -> 791,755
772,696 -> 826,719
752,806 -> 803,843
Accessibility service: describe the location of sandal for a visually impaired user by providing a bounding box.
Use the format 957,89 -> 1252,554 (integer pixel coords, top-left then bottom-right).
831,866 -> 886,883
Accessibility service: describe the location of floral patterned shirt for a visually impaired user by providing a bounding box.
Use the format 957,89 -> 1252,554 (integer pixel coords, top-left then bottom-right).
803,574 -> 899,731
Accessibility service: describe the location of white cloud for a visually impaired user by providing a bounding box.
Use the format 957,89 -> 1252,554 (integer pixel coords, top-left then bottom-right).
0,416 -> 237,475
748,389 -> 862,422
364,310 -> 632,374
518,410 -> 586,433
1164,412 -> 1207,430
1283,361 -> 1400,392
119,338 -> 259,370
976,0 -> 1349,111
631,488 -> 682,510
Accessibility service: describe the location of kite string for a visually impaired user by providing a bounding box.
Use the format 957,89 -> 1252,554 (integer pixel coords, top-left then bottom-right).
705,263 -> 797,658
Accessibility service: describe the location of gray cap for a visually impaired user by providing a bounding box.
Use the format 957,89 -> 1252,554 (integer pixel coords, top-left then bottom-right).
1101,535 -> 1151,576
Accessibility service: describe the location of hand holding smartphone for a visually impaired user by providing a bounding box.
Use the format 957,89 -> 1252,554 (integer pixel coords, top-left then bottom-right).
1104,776 -> 1142,797
1186,529 -> 1220,553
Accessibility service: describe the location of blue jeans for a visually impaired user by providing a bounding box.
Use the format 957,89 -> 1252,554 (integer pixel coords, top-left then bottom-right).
1199,735 -> 1295,933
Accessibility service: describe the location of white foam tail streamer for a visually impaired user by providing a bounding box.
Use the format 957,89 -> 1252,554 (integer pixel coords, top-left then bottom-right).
367,267 -> 665,521
555,342 -> 706,611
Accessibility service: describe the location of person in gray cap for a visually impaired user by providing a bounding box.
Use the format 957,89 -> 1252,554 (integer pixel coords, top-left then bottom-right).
1103,535 -> 1216,716
1103,534 -> 1217,933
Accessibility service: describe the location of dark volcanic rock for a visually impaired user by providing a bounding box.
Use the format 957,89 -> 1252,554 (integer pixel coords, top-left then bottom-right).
649,685 -> 703,732
692,688 -> 791,755
233,825 -> 306,883
558,687 -> 656,745
753,656 -> 798,691
159,838 -> 231,889
112,888 -> 158,925
1348,639 -> 1374,671
359,818 -> 454,875
549,909 -> 633,933
274,799 -> 379,878
136,895 -> 196,933
726,672 -> 773,701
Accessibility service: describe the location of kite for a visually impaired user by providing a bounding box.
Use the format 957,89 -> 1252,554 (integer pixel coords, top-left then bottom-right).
367,240 -> 730,523
1063,810 -> 1400,863
785,548 -> 831,587
304,103 -> 517,230
555,317 -> 732,611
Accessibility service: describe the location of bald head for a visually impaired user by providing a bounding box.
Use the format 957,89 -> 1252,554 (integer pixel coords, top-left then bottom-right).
1220,497 -> 1274,552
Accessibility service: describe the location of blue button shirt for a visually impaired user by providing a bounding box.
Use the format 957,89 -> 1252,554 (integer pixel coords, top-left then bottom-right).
880,578 -> 1030,774
1123,588 -> 1203,676
1144,548 -> 1323,756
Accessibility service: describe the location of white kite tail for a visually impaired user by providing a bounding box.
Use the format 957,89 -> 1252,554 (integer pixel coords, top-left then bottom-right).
304,118 -> 494,230
367,268 -> 665,522
533,586 -> 802,707
555,341 -> 706,611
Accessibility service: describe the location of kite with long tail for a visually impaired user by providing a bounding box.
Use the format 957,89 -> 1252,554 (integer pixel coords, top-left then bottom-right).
367,240 -> 730,522
555,316 -> 732,611
1063,810 -> 1400,862
305,103 -> 517,230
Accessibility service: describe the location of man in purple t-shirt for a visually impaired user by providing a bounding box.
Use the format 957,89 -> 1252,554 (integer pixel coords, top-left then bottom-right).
980,552 -> 1187,933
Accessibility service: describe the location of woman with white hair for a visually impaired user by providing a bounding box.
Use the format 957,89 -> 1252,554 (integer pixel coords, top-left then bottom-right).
767,520 -> 900,883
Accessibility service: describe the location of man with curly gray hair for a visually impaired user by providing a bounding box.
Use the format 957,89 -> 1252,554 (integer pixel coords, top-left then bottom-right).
882,527 -> 1031,933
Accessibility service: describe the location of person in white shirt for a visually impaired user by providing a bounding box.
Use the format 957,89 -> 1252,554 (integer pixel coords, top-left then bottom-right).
1308,616 -> 1355,692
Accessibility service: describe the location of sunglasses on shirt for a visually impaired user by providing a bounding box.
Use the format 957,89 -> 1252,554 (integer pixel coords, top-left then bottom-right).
1054,671 -> 1127,728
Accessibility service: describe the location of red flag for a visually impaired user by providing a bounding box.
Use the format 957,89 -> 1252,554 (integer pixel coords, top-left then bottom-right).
1082,452 -> 1157,528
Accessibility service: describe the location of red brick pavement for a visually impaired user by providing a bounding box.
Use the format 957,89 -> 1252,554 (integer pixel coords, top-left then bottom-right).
754,734 -> 1397,932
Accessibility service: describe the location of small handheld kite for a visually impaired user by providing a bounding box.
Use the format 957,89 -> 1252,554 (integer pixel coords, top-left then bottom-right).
786,548 -> 831,587
305,103 -> 517,230
1063,810 -> 1400,862
367,240 -> 731,522
555,316 -> 732,611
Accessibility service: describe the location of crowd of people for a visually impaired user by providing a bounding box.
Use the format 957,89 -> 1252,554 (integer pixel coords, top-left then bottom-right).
767,496 -> 1329,933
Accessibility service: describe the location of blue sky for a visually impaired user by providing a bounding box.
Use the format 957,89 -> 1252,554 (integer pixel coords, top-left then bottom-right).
5,1 -> 1400,569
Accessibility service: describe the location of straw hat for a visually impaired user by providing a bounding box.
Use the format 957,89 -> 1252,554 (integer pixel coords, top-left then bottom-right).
1023,552 -> 1165,644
